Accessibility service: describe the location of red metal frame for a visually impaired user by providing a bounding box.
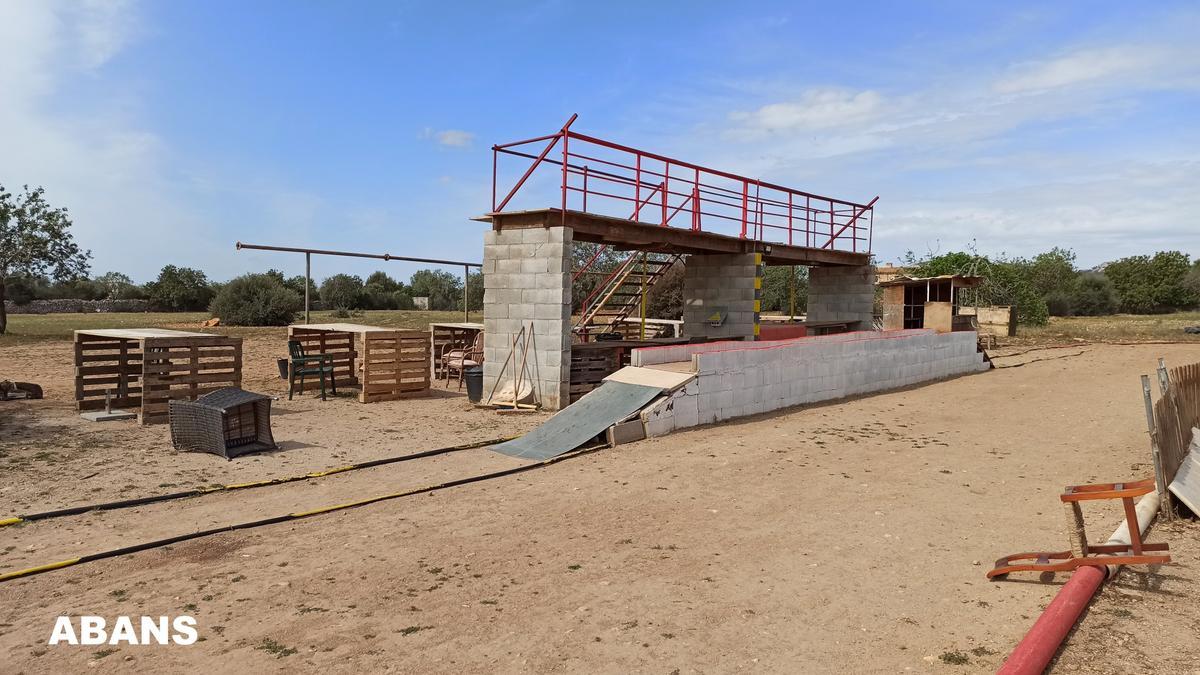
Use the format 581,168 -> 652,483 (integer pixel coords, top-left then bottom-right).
491,114 -> 876,254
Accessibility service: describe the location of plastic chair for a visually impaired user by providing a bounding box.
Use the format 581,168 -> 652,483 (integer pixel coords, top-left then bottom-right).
287,340 -> 337,401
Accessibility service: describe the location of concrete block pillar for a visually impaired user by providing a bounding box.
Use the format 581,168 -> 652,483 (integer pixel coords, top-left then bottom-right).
807,264 -> 876,329
482,226 -> 572,410
681,253 -> 763,340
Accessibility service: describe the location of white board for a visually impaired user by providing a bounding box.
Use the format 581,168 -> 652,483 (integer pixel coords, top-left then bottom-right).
1167,428 -> 1200,514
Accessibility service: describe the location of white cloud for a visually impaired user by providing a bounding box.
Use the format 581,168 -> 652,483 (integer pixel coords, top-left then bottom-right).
650,21 -> 1200,266
729,88 -> 884,136
994,45 -> 1180,94
421,127 -> 475,148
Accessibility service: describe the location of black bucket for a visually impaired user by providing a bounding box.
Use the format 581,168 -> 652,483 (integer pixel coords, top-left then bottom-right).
464,365 -> 484,403
277,358 -> 289,380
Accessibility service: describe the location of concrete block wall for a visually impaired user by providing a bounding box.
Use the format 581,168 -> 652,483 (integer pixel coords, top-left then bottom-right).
681,253 -> 763,340
631,329 -> 928,367
807,264 -> 875,328
482,226 -> 572,410
640,330 -> 987,436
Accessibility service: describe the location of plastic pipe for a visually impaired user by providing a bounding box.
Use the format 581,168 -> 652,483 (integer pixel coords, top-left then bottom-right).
997,492 -> 1160,675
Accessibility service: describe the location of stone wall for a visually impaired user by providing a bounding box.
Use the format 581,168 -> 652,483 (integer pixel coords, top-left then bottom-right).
807,264 -> 875,328
482,226 -> 572,410
4,299 -> 153,314
681,253 -> 763,340
638,329 -> 988,436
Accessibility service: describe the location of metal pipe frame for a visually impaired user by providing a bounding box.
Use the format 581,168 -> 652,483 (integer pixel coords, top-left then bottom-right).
491,114 -> 877,254
235,242 -> 481,323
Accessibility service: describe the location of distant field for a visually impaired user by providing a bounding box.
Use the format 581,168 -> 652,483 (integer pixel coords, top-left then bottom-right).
0,310 -> 472,345
3,309 -> 1197,346
1015,311 -> 1200,344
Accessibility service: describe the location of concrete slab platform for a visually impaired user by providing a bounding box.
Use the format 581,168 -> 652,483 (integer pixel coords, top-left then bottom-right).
81,409 -> 137,422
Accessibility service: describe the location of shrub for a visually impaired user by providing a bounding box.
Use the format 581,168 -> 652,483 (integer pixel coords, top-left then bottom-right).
209,273 -> 302,326
1070,274 -> 1119,316
1105,251 -> 1197,313
392,291 -> 416,310
146,265 -> 214,311
1045,291 -> 1074,317
319,274 -> 364,310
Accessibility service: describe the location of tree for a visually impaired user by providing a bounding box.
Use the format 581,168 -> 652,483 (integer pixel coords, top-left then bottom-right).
95,272 -> 144,300
145,265 -> 214,311
209,273 -> 302,326
320,274 -> 364,310
645,262 -> 684,319
409,269 -> 463,310
760,266 -> 808,315
1026,248 -> 1078,298
0,185 -> 92,333
283,274 -> 318,306
571,243 -> 623,313
1105,251 -> 1197,313
902,249 -> 1048,325
463,271 -> 484,312
1069,274 -> 1119,316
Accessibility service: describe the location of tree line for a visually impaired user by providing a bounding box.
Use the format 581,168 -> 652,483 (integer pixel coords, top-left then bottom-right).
902,247 -> 1200,325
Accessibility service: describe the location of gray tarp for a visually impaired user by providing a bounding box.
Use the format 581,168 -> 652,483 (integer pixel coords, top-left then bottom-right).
491,382 -> 663,460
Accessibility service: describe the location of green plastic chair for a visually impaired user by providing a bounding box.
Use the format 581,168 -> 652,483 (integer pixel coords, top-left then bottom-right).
287,340 -> 337,401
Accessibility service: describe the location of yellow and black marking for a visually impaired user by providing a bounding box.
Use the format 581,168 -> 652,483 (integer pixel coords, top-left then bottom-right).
0,444 -> 605,584
753,252 -> 764,338
0,436 -> 514,529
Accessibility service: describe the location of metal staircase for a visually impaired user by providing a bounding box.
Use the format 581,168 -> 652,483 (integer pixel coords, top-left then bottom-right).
574,250 -> 681,337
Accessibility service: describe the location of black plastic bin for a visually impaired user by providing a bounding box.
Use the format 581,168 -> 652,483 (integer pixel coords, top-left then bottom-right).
464,365 -> 484,403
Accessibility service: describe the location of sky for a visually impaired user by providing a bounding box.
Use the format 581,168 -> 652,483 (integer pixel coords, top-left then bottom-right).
1,1 -> 1198,283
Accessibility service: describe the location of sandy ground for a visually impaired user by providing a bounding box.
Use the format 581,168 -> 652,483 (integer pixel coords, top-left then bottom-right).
0,334 -> 1197,673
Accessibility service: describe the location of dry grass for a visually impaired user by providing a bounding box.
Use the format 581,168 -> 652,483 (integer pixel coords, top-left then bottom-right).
0,310 -> 471,345
1012,311 -> 1200,345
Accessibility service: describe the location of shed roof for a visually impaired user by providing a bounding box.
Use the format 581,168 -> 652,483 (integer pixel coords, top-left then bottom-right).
876,274 -> 983,288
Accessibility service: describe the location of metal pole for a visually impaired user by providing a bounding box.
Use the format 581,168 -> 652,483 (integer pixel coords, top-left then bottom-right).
304,251 -> 311,324
1141,374 -> 1172,520
463,264 -> 469,322
640,252 -> 647,340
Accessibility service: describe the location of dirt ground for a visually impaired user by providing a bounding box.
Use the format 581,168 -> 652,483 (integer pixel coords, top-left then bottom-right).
0,334 -> 1197,673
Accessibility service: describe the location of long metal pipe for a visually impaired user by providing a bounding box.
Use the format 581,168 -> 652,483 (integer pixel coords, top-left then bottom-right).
235,242 -> 481,322
235,242 -> 481,268
997,491 -> 1161,675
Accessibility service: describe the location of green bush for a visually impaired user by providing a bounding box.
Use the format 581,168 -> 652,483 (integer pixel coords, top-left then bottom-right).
146,265 -> 214,311
1070,274 -> 1119,316
1045,290 -> 1074,317
319,274 -> 364,310
209,273 -> 302,326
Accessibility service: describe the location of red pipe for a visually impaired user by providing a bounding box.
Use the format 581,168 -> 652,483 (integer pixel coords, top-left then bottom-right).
996,564 -> 1105,675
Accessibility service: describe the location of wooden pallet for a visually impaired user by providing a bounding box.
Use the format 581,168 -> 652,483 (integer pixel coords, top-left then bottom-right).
360,330 -> 431,403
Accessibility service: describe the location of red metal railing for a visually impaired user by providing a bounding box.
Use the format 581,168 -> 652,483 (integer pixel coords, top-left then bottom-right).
492,114 -> 876,253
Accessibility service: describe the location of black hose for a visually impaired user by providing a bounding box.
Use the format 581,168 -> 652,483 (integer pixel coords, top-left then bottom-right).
0,436 -> 514,528
0,444 -> 605,583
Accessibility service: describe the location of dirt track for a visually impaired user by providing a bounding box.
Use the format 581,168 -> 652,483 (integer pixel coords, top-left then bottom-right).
0,336 -> 1197,673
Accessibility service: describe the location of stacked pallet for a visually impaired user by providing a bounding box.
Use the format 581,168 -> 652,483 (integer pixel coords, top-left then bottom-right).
360,331 -> 430,403
74,329 -> 242,425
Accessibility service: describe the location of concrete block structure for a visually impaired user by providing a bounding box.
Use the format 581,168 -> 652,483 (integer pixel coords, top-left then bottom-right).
482,226 -> 572,410
806,264 -> 876,329
681,253 -> 763,341
638,330 -> 989,436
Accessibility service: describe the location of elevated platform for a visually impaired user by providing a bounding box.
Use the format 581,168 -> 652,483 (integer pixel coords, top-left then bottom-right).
476,209 -> 871,267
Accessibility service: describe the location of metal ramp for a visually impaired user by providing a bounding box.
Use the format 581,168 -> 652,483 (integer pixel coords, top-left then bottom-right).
491,367 -> 695,461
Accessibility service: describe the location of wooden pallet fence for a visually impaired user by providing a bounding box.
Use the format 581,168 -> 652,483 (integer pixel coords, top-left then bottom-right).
1154,361 -> 1200,488
287,327 -> 358,392
75,334 -> 144,412
139,337 -> 243,425
569,346 -> 623,403
360,330 -> 431,403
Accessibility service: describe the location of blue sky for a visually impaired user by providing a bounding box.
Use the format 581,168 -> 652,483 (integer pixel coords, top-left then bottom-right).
2,1 -> 1198,283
